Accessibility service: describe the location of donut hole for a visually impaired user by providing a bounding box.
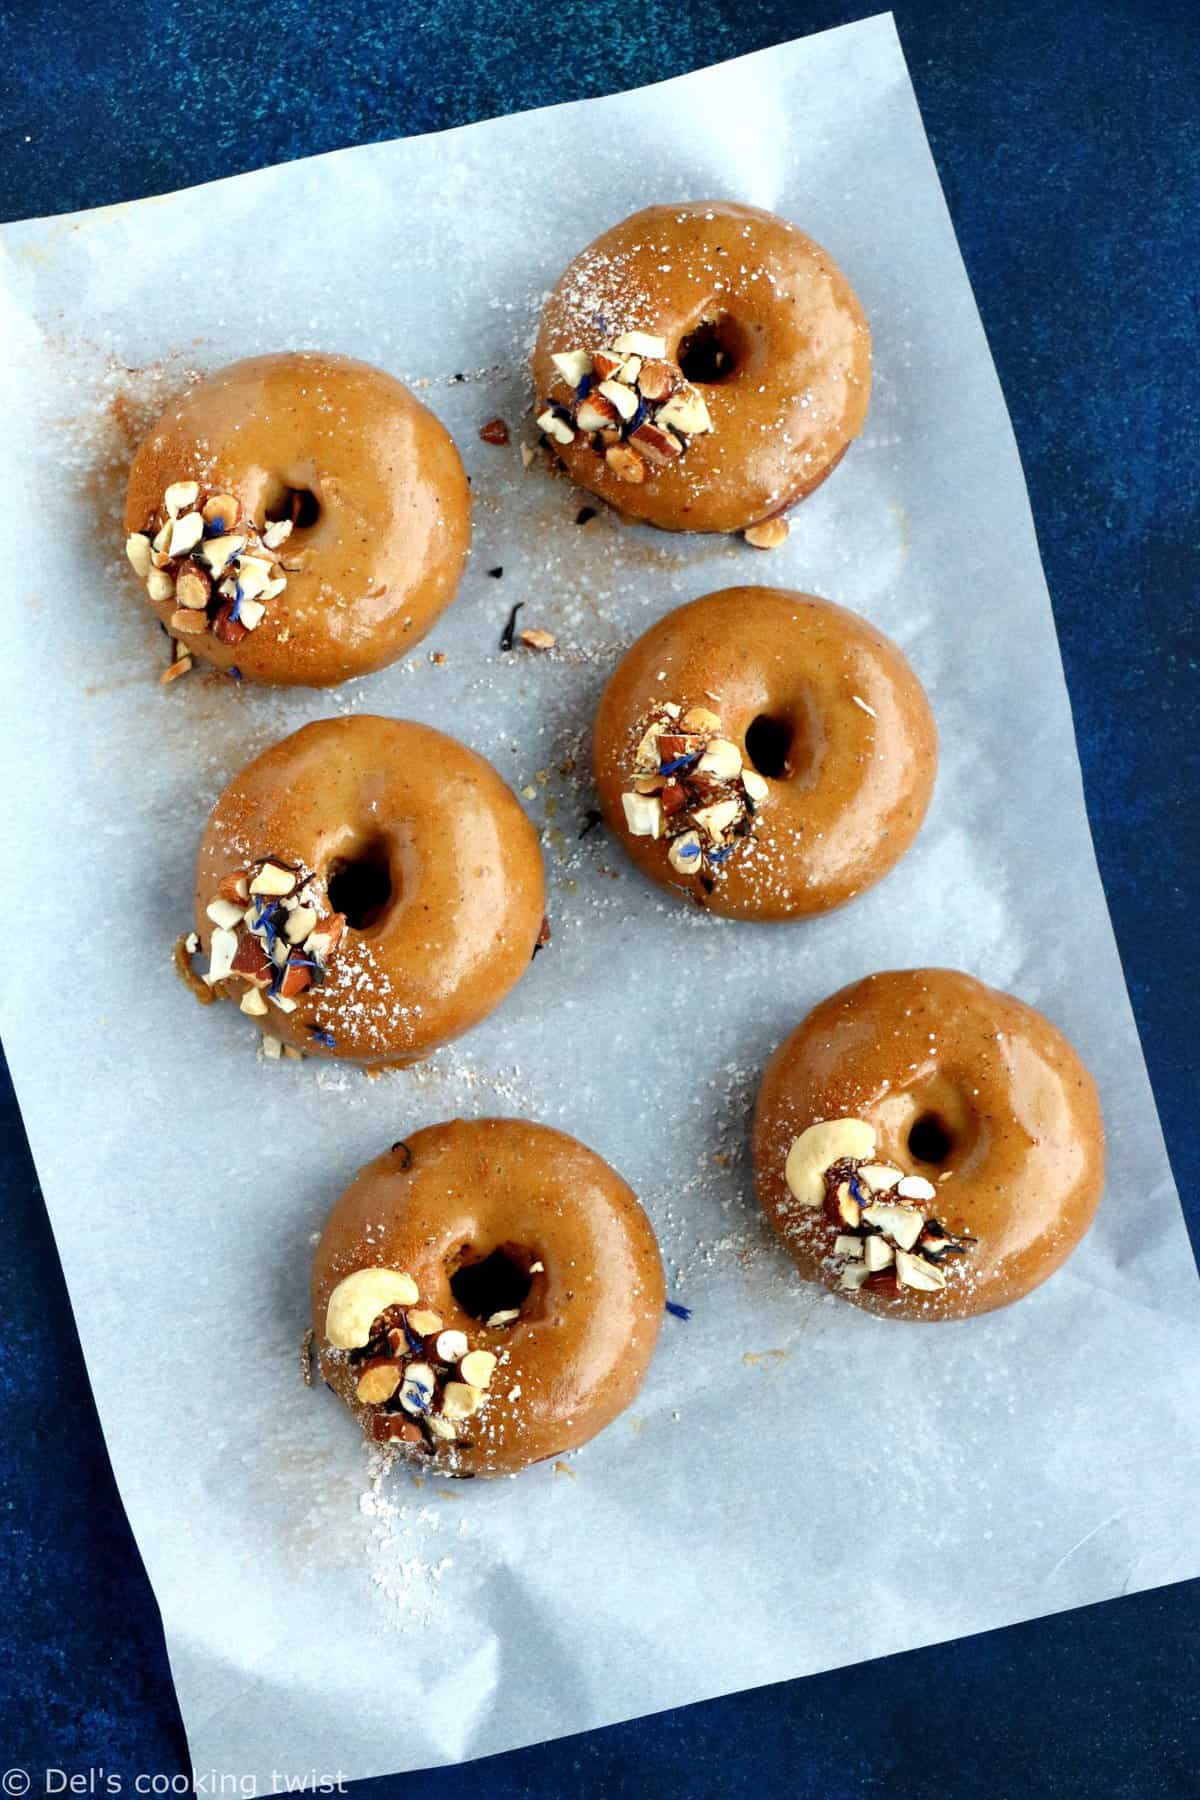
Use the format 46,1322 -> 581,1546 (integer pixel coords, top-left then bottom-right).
677,314 -> 747,385
264,479 -> 321,533
326,836 -> 393,931
745,712 -> 794,781
449,1245 -> 536,1323
907,1113 -> 956,1166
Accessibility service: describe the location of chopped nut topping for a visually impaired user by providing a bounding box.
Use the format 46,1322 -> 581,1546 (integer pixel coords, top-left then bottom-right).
460,1349 -> 497,1388
325,1268 -> 420,1348
164,480 -> 200,517
203,493 -> 241,529
538,329 -> 714,486
536,406 -> 575,446
334,1280 -> 508,1455
126,477 -> 295,664
622,790 -> 664,839
610,330 -> 667,358
895,1249 -> 947,1292
744,518 -> 790,550
863,1235 -> 894,1272
618,698 -> 769,883
519,627 -> 556,651
125,533 -> 153,578
605,442 -> 647,484
195,856 -> 347,1034
782,1117 -> 976,1297
442,1381 -> 480,1420
356,1363 -> 401,1405
249,860 -> 298,898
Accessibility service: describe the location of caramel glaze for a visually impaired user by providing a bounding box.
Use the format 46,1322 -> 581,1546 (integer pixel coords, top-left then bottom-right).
753,969 -> 1106,1319
313,1119 -> 665,1476
193,716 -> 545,1064
531,201 -> 871,533
593,588 -> 936,921
124,352 -> 471,685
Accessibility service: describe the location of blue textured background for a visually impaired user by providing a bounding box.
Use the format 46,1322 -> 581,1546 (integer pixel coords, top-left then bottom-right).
0,1 -> 1196,1794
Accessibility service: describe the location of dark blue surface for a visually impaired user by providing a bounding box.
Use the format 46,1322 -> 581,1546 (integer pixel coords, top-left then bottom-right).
1,1 -> 1197,1794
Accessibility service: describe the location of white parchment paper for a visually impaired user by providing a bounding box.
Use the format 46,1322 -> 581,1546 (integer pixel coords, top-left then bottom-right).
1,15 -> 1197,1789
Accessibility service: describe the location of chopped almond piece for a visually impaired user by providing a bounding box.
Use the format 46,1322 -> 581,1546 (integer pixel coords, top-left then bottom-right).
168,608 -> 206,635
680,706 -> 722,734
629,420 -> 683,465
479,417 -> 510,445
231,934 -> 272,986
636,358 -> 678,402
519,628 -> 556,651
305,911 -> 346,961
202,493 -> 241,528
576,392 -> 620,433
218,871 -> 250,904
173,560 -> 212,610
249,862 -> 297,897
212,601 -> 248,645
160,655 -> 192,685
356,1363 -> 402,1405
744,518 -> 790,550
279,958 -> 312,998
605,443 -> 647,484
656,734 -> 702,761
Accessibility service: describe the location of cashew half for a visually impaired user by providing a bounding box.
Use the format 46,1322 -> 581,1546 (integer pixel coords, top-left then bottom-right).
325,1267 -> 419,1349
784,1118 -> 876,1208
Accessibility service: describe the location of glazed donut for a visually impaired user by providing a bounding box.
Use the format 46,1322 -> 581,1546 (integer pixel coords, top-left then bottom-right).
753,969 -> 1105,1319
189,716 -> 545,1064
312,1119 -> 665,1476
531,201 -> 871,533
592,588 -> 936,921
124,352 -> 471,686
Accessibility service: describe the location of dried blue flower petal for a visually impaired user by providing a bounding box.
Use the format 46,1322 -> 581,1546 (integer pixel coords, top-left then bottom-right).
309,1026 -> 336,1048
659,752 -> 702,775
666,1300 -> 692,1320
228,666 -> 242,682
